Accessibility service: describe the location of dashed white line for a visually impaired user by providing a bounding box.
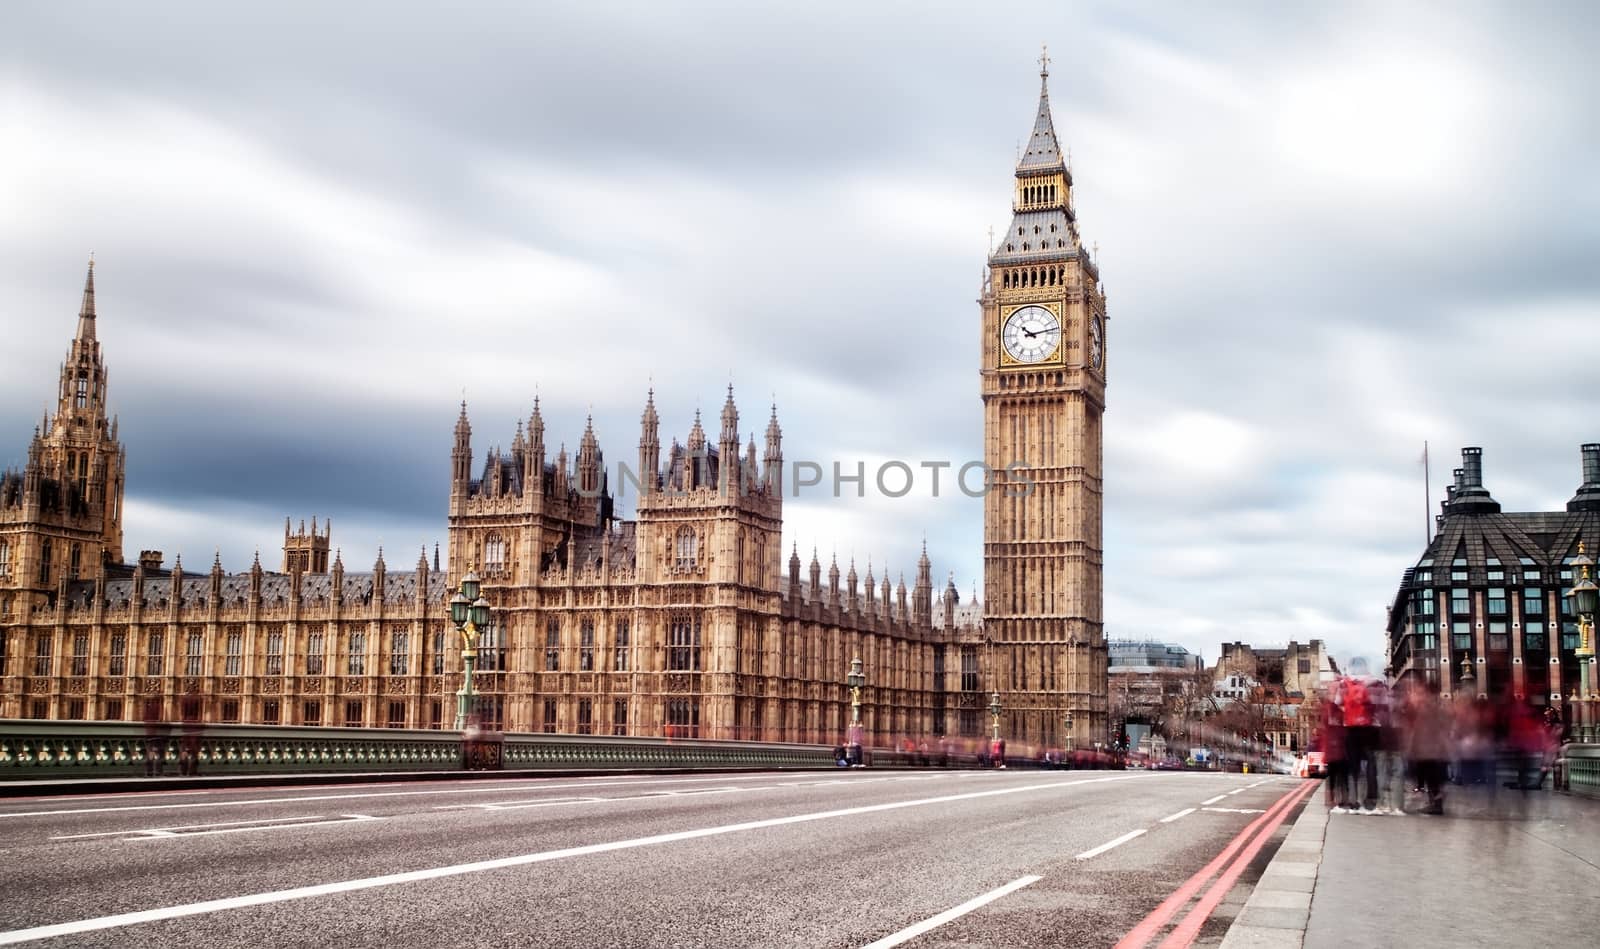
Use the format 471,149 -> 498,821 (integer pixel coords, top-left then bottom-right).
1075,828 -> 1147,860
1200,794 -> 1228,805
859,875 -> 1042,948
1159,807 -> 1196,824
1226,787 -> 1247,796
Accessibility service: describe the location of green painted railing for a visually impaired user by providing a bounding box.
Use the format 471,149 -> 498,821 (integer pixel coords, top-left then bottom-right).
0,720 -> 835,780
1567,743 -> 1600,799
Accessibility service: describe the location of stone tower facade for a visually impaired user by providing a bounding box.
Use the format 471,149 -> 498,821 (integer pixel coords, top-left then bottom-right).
980,56 -> 1109,746
281,517 -> 331,574
0,260 -> 126,612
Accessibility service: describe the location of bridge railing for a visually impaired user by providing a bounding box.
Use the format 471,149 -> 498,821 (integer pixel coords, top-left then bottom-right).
0,719 -> 836,780
1566,743 -> 1600,799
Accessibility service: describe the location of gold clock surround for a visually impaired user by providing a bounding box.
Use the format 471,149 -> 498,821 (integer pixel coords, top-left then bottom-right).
997,302 -> 1065,369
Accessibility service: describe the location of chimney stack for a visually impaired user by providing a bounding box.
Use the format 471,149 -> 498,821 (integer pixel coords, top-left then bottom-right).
1568,442 -> 1600,513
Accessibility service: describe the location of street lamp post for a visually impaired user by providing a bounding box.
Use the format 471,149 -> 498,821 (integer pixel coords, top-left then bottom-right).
448,568 -> 491,731
846,656 -> 866,766
1570,542 -> 1598,743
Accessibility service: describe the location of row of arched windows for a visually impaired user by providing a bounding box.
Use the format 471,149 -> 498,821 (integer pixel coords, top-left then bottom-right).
1002,266 -> 1067,290
1019,182 -> 1059,205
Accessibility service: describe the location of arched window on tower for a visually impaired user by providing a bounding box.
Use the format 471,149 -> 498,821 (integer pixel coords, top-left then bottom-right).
674,526 -> 698,572
0,539 -> 9,578
75,375 -> 88,409
483,535 -> 507,577
39,540 -> 52,585
736,529 -> 746,585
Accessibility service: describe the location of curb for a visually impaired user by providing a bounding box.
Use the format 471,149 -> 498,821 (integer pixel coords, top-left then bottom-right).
1217,792 -> 1327,949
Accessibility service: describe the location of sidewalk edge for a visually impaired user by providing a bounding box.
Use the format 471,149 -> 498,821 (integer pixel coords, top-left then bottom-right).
1217,783 -> 1327,949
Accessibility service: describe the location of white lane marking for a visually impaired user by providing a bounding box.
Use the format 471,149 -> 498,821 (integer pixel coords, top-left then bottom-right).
1201,807 -> 1266,814
1075,828 -> 1147,860
1226,787 -> 1247,796
0,764 -> 960,819
129,814 -> 381,841
0,772 -> 855,820
1159,808 -> 1196,824
1200,794 -> 1227,805
1246,780 -> 1268,788
858,875 -> 1042,949
0,775 -> 1147,945
50,815 -> 333,841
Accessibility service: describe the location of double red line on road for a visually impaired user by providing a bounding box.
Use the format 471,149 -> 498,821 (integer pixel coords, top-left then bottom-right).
1114,780 -> 1318,949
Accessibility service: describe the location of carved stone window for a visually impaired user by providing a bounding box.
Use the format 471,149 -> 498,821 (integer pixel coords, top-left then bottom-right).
674,526 -> 698,572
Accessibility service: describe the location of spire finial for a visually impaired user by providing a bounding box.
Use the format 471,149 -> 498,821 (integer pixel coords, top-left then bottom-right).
1039,43 -> 1050,78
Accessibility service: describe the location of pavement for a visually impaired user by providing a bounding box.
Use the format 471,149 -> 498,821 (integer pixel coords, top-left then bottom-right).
0,768 -> 1311,948
1220,783 -> 1600,949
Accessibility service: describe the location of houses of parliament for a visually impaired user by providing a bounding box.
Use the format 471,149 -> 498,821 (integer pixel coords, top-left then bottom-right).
0,61 -> 1109,748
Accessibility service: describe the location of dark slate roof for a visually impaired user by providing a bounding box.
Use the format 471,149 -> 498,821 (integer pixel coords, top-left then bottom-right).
1017,75 -> 1065,173
570,521 -> 638,571
989,209 -> 1080,265
64,571 -> 450,612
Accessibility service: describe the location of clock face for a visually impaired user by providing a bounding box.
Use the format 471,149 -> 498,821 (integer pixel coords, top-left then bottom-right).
1002,305 -> 1061,364
1090,316 -> 1103,370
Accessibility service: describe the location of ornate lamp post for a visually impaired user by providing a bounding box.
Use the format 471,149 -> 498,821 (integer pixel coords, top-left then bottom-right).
1571,542 -> 1598,743
448,568 -> 490,730
846,656 -> 866,765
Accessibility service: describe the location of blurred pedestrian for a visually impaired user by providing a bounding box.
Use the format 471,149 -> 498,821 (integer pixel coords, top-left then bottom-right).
1338,658 -> 1381,813
1407,682 -> 1452,815
1322,688 -> 1349,811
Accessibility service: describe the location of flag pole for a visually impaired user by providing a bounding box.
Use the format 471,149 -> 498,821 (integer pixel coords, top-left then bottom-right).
1424,440 -> 1431,545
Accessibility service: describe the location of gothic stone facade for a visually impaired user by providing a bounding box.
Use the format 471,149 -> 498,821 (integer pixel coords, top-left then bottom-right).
3,67 -> 1108,743
981,58 -> 1110,746
0,266 -> 990,740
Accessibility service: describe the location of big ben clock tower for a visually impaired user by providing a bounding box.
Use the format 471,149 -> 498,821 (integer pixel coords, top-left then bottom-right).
981,51 -> 1108,748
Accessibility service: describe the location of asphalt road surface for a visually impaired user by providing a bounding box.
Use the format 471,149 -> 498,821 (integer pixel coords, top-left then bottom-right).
0,769 -> 1313,948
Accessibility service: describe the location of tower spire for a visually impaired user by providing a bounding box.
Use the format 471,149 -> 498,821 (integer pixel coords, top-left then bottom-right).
77,256 -> 97,343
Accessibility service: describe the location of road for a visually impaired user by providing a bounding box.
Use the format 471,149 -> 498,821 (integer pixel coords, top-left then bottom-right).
0,769 -> 1313,948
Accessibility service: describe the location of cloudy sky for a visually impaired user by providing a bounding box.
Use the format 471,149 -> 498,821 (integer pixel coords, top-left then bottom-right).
4,1 -> 1597,666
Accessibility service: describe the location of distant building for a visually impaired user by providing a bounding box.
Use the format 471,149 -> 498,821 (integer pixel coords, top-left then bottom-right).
1215,639 -> 1329,699
1109,639 -> 1203,672
1386,445 -> 1600,707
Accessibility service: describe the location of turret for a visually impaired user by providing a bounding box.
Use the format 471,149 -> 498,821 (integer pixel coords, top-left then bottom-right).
896,574 -> 909,622
373,547 -> 387,602
827,554 -> 840,607
686,410 -> 707,490
944,572 -> 958,627
452,402 -> 472,488
330,549 -> 344,602
527,397 -> 546,490
913,541 -> 933,626
639,389 -> 660,496
864,560 -> 877,617
577,415 -> 601,496
808,548 -> 821,601
788,543 -> 801,592
719,385 -> 739,496
764,404 -> 783,495
846,558 -> 859,612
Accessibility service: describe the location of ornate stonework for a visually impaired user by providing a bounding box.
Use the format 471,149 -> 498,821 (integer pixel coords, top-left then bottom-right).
980,56 -> 1110,746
